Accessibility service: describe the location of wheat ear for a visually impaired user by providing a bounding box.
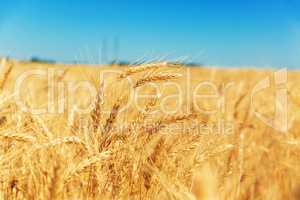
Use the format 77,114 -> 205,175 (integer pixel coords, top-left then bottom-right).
118,62 -> 168,78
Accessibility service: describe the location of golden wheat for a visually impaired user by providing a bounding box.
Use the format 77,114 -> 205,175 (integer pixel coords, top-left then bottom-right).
0,60 -> 299,200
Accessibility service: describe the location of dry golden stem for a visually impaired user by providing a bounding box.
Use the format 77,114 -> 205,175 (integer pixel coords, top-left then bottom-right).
0,62 -> 13,91
0,131 -> 36,143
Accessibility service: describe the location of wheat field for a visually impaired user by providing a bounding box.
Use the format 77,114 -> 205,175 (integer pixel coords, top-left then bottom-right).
0,58 -> 300,200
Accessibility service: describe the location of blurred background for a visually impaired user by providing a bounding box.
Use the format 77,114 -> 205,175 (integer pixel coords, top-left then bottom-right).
0,0 -> 299,68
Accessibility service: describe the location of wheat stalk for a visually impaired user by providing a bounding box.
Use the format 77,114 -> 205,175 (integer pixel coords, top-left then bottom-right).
134,73 -> 182,88
118,62 -> 168,78
102,103 -> 120,135
31,115 -> 54,140
0,61 -> 13,91
0,116 -> 7,127
35,136 -> 87,150
0,131 -> 36,143
64,151 -> 111,183
90,79 -> 104,132
141,113 -> 197,135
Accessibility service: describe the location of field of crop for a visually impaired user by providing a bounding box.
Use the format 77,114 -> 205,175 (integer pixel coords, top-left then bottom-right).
0,58 -> 300,200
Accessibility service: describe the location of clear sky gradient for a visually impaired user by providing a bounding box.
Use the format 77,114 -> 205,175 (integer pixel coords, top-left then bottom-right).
0,0 -> 300,68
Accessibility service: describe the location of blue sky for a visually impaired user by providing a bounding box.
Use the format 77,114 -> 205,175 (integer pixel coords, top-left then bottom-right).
0,0 -> 300,67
